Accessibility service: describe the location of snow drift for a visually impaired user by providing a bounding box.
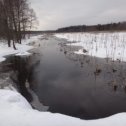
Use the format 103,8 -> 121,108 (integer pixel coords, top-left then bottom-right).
0,89 -> 126,126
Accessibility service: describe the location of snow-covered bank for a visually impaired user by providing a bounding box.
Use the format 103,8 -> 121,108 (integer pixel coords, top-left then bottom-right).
0,35 -> 42,62
0,89 -> 126,126
55,32 -> 126,62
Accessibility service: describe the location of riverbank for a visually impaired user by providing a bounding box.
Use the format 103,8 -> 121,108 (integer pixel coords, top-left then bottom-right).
55,32 -> 126,62
0,35 -> 48,110
0,35 -> 42,90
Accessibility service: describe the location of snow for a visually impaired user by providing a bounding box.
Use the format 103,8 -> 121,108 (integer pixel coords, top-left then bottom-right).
55,32 -> 126,62
0,89 -> 126,126
15,51 -> 31,56
0,35 -> 42,62
0,89 -> 32,109
0,57 -> 6,62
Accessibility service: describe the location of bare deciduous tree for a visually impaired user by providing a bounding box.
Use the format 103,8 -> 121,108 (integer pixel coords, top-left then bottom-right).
0,0 -> 37,49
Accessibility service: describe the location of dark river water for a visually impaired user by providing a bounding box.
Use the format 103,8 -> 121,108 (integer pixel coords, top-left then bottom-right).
5,35 -> 126,119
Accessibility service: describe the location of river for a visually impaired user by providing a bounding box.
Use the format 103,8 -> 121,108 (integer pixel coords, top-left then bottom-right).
4,34 -> 126,119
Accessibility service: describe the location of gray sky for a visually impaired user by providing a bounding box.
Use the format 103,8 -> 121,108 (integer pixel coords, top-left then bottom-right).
31,0 -> 126,30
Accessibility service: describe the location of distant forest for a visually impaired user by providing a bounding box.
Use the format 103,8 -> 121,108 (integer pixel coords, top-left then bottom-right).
56,22 -> 126,33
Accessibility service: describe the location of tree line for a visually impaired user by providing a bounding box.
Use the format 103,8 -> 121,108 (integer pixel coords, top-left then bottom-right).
56,22 -> 126,33
0,0 -> 37,49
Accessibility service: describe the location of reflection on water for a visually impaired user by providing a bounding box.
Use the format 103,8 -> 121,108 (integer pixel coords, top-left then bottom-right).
9,35 -> 126,119
5,56 -> 33,102
5,54 -> 49,111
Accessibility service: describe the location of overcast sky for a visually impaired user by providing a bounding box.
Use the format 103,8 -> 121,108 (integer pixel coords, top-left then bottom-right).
31,0 -> 126,30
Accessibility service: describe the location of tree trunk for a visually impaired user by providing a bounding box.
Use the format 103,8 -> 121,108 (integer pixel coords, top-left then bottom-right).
8,39 -> 11,47
13,40 -> 17,50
